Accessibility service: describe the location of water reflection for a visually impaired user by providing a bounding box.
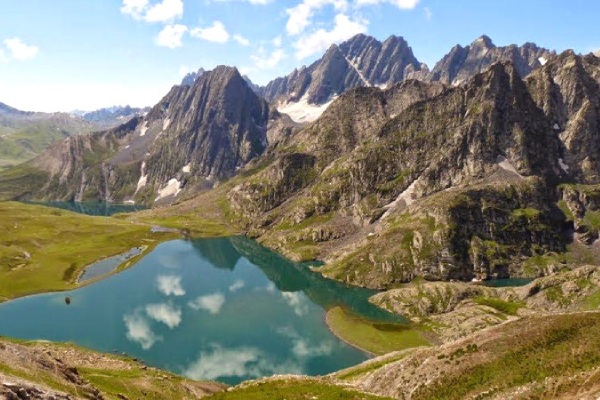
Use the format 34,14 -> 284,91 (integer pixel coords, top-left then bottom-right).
0,237 -> 403,384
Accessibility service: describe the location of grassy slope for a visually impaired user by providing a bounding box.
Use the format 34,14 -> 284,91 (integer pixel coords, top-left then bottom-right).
337,312 -> 600,400
206,378 -> 392,400
0,201 -> 179,301
0,337 -> 225,399
0,114 -> 95,167
326,307 -> 429,355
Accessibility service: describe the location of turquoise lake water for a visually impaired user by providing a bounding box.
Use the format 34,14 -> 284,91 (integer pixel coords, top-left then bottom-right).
0,237 -> 403,384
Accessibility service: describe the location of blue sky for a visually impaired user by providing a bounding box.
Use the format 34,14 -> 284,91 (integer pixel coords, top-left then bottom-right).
0,0 -> 598,112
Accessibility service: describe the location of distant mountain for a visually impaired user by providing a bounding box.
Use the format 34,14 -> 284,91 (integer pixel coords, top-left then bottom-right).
181,68 -> 206,86
259,34 -> 555,124
72,105 -> 150,129
0,66 -> 300,204
426,35 -> 555,85
259,34 -> 425,122
0,102 -> 97,169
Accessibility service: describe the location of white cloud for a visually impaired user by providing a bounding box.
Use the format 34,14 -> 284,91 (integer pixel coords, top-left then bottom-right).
211,0 -> 272,3
145,303 -> 182,328
424,6 -> 432,20
190,21 -> 230,43
124,313 -> 161,349
294,13 -> 367,59
356,0 -> 420,9
157,275 -> 186,296
121,0 -> 149,18
121,0 -> 183,23
156,24 -> 188,48
229,280 -> 245,292
188,292 -> 226,314
281,292 -> 309,316
233,34 -> 250,46
286,0 -> 348,36
3,38 -> 39,61
0,49 -> 6,63
251,47 -> 285,70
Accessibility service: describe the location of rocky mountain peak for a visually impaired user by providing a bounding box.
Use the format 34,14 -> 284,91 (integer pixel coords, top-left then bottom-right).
427,35 -> 555,85
181,67 -> 206,86
262,33 -> 424,121
472,34 -> 495,48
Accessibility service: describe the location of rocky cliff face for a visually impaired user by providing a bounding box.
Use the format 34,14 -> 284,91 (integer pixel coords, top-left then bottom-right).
225,52 -> 600,288
426,35 -> 555,85
260,34 -> 425,122
0,66 -> 278,204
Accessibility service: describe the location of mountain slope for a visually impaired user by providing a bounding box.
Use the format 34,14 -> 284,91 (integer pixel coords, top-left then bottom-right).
260,34 -> 425,122
0,66 -> 285,204
217,52 -> 600,288
426,35 -> 555,85
0,102 -> 97,169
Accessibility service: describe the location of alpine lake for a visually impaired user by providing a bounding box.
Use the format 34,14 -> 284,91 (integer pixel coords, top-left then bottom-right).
0,203 -> 405,384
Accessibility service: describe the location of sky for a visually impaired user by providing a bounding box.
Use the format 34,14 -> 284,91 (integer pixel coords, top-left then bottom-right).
0,0 -> 598,112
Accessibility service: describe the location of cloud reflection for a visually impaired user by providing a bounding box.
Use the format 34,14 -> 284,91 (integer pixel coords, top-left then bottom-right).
281,292 -> 309,316
156,275 -> 185,296
183,345 -> 302,381
145,303 -> 182,329
188,292 -> 226,315
229,280 -> 245,292
123,313 -> 161,350
276,326 -> 334,358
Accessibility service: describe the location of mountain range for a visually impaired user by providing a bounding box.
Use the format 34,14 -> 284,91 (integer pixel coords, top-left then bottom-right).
1,34 -> 599,287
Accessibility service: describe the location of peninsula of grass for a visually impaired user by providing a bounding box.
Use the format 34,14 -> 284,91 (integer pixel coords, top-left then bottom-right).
0,201 -> 179,301
325,307 -> 429,355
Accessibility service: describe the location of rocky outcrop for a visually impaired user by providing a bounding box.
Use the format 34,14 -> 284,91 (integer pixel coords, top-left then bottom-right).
426,35 -> 555,85
0,66 -> 279,203
260,34 -> 424,108
227,53 -> 600,288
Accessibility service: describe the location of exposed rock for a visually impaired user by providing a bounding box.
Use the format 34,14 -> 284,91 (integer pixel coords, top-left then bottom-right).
426,35 -> 555,85
1,66 -> 273,203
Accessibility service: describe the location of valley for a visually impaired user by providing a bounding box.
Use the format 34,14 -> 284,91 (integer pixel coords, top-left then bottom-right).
1,22 -> 600,400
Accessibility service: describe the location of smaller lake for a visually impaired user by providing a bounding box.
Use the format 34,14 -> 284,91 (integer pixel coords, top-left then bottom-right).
0,237 -> 404,384
483,278 -> 534,288
24,201 -> 145,216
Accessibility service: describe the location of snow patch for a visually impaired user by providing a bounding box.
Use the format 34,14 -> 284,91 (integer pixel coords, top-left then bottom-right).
558,158 -> 570,173
182,163 -> 191,173
140,121 -> 149,137
497,156 -> 523,177
343,55 -> 371,87
155,178 -> 182,202
553,123 -> 560,130
136,162 -> 148,193
538,56 -> 548,66
163,118 -> 171,131
381,180 -> 419,219
277,93 -> 336,123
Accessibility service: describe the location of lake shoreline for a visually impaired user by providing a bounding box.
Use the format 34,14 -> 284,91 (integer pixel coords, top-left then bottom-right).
324,308 -> 376,357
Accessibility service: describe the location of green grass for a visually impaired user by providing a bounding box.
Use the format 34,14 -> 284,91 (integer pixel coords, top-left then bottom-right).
414,313 -> 600,400
0,337 -> 223,399
206,378 -> 392,400
0,201 -> 178,301
336,352 -> 412,381
326,307 -> 429,355
473,297 -> 524,316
